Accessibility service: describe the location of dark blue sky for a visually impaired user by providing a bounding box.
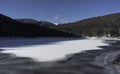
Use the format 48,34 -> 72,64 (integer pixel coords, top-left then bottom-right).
0,0 -> 120,24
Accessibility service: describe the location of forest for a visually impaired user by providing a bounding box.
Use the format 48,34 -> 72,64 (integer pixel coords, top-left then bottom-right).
0,13 -> 120,37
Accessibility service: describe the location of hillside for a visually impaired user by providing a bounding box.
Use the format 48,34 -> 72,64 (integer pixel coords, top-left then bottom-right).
1,13 -> 120,37
54,13 -> 120,37
15,19 -> 57,28
0,14 -> 77,37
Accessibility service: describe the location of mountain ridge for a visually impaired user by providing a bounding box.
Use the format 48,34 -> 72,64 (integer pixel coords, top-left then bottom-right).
0,14 -> 77,37
54,13 -> 120,37
0,13 -> 120,37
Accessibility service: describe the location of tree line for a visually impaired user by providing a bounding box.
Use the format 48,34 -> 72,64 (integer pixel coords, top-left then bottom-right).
52,13 -> 120,37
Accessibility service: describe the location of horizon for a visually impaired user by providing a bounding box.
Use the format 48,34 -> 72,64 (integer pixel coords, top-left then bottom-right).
0,0 -> 120,24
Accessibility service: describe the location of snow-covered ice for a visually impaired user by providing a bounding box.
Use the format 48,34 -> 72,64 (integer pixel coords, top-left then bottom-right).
0,38 -> 109,62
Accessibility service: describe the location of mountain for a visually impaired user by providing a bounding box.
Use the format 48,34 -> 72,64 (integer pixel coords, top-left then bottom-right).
1,13 -> 119,37
0,14 -> 77,37
15,19 -> 56,28
53,13 -> 120,37
16,19 -> 40,24
0,14 -> 16,23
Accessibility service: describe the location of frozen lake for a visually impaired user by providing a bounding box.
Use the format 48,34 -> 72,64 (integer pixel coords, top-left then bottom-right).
0,38 -> 109,62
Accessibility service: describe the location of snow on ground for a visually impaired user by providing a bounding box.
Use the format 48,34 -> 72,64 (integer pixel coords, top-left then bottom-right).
0,38 -> 109,62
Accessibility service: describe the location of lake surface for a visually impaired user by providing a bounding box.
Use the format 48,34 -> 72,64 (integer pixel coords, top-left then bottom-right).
0,38 -> 109,61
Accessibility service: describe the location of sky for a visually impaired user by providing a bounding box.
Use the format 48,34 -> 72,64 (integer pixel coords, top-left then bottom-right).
0,0 -> 120,24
